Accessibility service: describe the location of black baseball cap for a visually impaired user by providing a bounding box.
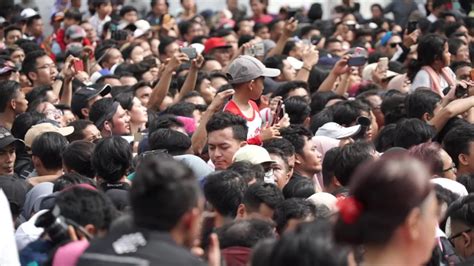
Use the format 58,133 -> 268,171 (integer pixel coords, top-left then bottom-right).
71,84 -> 111,118
0,126 -> 24,150
0,175 -> 28,216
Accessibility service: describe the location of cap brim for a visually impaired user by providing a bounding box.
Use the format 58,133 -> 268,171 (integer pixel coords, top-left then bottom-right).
58,126 -> 74,137
0,137 -> 24,149
287,56 -> 304,70
335,124 -> 361,139
261,67 -> 281,78
98,84 -> 112,96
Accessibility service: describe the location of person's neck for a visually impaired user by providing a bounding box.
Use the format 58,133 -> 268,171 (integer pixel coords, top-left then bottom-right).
37,167 -> 62,177
295,168 -> 315,179
364,244 -> 417,265
130,122 -> 145,136
183,9 -> 194,17
431,64 -> 443,73
98,12 -> 108,20
0,111 -> 15,130
457,166 -> 472,177
232,91 -> 251,107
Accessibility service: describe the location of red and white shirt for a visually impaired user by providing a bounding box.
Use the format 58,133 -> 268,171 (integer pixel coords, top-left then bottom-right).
223,99 -> 263,145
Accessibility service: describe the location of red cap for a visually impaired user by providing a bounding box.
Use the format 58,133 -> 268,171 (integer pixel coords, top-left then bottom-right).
204,37 -> 232,54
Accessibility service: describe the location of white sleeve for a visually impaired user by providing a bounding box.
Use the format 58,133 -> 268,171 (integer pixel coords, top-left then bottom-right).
410,70 -> 431,92
0,190 -> 20,266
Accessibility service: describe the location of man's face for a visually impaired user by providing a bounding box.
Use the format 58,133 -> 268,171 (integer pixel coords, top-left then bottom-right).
153,0 -> 168,15
123,11 -> 138,24
111,105 -> 131,135
185,23 -> 203,43
29,18 -> 44,37
212,48 -> 231,68
270,21 -> 284,41
5,30 -> 22,46
250,77 -> 264,100
83,124 -> 102,143
31,55 -> 58,86
13,90 -> 28,114
327,41 -> 344,57
269,153 -> 290,189
451,220 -> 474,258
386,35 -> 402,58
454,44 -> 470,63
223,34 -> 238,56
208,127 -> 245,170
202,60 -> 222,73
81,22 -> 97,41
440,148 -> 457,180
104,48 -> 124,68
297,136 -> 322,176
164,42 -> 180,59
0,143 -> 16,176
455,66 -> 472,81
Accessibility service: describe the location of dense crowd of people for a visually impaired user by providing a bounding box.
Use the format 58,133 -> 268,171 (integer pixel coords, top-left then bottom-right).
0,0 -> 473,265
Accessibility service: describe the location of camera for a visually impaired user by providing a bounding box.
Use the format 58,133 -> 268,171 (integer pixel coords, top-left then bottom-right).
35,205 -> 71,244
244,42 -> 265,57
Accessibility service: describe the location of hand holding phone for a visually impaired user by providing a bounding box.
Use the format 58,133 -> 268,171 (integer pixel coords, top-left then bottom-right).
73,60 -> 84,72
180,47 -> 197,60
377,57 -> 389,72
407,21 -> 418,34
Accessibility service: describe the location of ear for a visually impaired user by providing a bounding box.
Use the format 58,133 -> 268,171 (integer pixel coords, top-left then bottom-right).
31,155 -> 41,169
332,176 -> 342,187
27,72 -> 37,82
181,207 -> 200,230
303,117 -> 311,128
81,108 -> 89,118
422,112 -> 431,122
103,120 -> 112,132
462,232 -> 472,248
10,99 -> 16,111
295,153 -> 303,165
459,153 -> 469,167
404,207 -> 422,241
237,204 -> 246,219
239,141 -> 247,148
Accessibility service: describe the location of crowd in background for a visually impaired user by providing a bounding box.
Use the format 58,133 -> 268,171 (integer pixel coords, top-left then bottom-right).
0,0 -> 473,265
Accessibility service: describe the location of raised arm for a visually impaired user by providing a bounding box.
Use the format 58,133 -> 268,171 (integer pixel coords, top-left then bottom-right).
147,52 -> 189,111
265,18 -> 298,58
175,54 -> 204,103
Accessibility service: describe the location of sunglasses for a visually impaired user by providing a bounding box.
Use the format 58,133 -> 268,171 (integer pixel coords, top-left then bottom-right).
389,42 -> 402,48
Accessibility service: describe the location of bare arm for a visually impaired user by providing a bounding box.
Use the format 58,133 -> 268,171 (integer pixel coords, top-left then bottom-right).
317,55 -> 350,92
265,18 -> 298,58
429,96 -> 474,132
295,46 -> 319,82
175,54 -> 204,103
191,89 -> 235,155
147,53 -> 189,111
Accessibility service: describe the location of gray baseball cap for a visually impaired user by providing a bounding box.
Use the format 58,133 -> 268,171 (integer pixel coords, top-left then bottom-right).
226,55 -> 281,84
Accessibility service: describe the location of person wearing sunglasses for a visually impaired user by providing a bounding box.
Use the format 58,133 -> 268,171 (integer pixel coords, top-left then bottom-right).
448,199 -> 474,262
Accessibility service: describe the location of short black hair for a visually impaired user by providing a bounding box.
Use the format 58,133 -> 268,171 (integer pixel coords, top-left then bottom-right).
119,5 -> 137,17
227,161 -> 265,183
11,111 -> 45,140
381,91 -> 407,125
32,132 -> 69,170
273,198 -> 316,234
263,55 -> 286,72
272,80 -> 308,100
448,38 -> 467,57
284,96 -> 311,125
393,118 -> 435,149
148,114 -> 184,134
457,174 -> 474,193
149,128 -> 191,156
217,219 -> 275,249
114,91 -> 134,111
280,125 -> 312,155
206,112 -> 248,141
92,137 -> 132,183
62,140 -> 95,178
450,61 -> 471,73
67,120 -> 95,142
282,176 -> 315,199
322,147 -> 341,188
331,100 -> 370,126
131,157 -> 200,230
334,141 -> 375,186
4,25 -> 22,39
164,102 -> 196,118
263,138 -> 295,159
53,172 -> 96,192
158,35 -> 176,55
405,89 -> 442,119
203,170 -> 247,218
0,80 -> 21,112
64,8 -> 82,22
374,123 -> 397,152
243,182 -> 284,212
56,187 -> 117,230
89,98 -> 116,130
21,49 -> 47,77
443,124 -> 474,167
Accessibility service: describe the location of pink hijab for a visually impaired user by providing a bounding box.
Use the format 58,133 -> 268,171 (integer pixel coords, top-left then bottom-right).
312,136 -> 341,192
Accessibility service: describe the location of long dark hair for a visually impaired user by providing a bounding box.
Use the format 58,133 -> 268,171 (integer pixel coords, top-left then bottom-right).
407,34 -> 447,81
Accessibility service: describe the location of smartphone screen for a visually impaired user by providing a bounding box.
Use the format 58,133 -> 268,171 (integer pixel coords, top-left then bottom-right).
407,21 -> 418,34
73,60 -> 84,72
180,47 -> 197,60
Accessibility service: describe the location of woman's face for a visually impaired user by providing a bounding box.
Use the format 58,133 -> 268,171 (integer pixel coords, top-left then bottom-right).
442,42 -> 451,67
130,46 -> 145,63
129,97 -> 148,125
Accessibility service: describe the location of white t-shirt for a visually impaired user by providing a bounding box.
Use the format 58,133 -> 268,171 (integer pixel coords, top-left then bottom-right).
410,68 -> 456,93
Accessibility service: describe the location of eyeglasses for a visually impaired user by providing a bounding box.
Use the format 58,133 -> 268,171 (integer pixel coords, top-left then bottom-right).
448,228 -> 472,246
443,163 -> 457,173
389,42 -> 402,48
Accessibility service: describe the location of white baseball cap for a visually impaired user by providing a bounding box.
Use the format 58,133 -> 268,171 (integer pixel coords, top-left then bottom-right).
315,122 -> 361,139
232,145 -> 275,165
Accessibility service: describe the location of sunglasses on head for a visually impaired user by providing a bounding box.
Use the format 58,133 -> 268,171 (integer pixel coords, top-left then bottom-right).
389,42 -> 401,48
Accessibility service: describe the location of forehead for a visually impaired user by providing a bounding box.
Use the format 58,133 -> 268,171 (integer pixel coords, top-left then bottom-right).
208,127 -> 239,144
389,35 -> 402,42
36,55 -> 54,64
